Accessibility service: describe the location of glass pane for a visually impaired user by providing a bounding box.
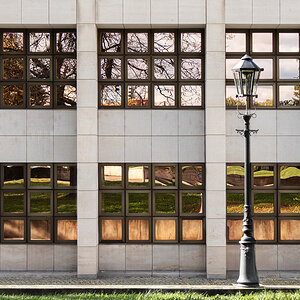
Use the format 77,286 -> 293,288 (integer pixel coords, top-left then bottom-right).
30,219 -> 51,240
181,165 -> 203,187
226,33 -> 246,52
180,85 -> 202,107
227,219 -> 243,240
154,85 -> 175,107
127,32 -> 148,53
57,220 -> 77,240
226,59 -> 240,79
181,58 -> 201,79
279,85 -> 300,107
280,193 -> 300,214
102,165 -> 122,187
3,32 -> 24,52
29,84 -> 51,107
254,193 -> 274,214
279,59 -> 299,79
56,192 -> 77,214
181,32 -> 201,52
154,32 -> 175,52
101,219 -> 123,240
252,32 -> 273,52
2,84 -> 24,107
56,165 -> 77,187
279,33 -> 299,52
56,58 -> 77,79
56,32 -> 76,53
253,165 -> 274,187
101,192 -> 122,214
100,32 -> 122,53
127,85 -> 148,107
3,58 -> 24,79
128,219 -> 149,241
3,220 -> 24,240
227,193 -> 244,214
56,84 -> 76,107
3,192 -> 25,213
253,59 -> 273,79
253,85 -> 273,107
154,165 -> 176,187
100,58 -> 122,80
100,85 -> 122,106
227,165 -> 244,187
182,219 -> 202,241
3,165 -> 24,187
127,58 -> 148,79
280,219 -> 300,240
29,32 -> 51,52
181,192 -> 202,214
154,192 -> 176,214
29,165 -> 51,187
254,219 -> 274,240
226,86 -> 246,107
128,193 -> 149,214
29,58 -> 51,79
128,165 -> 149,187
280,165 -> 300,187
154,58 -> 175,80
30,192 -> 51,214
155,219 -> 176,241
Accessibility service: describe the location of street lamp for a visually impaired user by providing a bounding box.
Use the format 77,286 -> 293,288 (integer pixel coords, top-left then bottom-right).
232,54 -> 264,288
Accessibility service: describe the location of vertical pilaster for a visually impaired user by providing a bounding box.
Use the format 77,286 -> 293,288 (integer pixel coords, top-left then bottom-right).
77,0 -> 99,277
205,0 -> 227,279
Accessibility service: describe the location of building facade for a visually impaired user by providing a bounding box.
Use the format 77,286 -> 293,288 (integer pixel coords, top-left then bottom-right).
0,0 -> 298,279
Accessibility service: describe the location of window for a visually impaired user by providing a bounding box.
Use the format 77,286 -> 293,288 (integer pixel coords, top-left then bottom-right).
0,30 -> 76,109
98,30 -> 204,108
226,163 -> 300,243
99,163 -> 205,243
0,163 -> 77,243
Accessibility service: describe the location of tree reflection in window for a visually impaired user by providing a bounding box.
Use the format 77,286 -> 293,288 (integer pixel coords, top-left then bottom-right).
154,85 -> 175,107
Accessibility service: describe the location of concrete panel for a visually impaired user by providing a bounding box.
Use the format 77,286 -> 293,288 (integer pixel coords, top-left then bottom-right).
99,110 -> 125,136
206,52 -> 225,81
0,0 -> 21,24
0,136 -> 26,162
125,110 -> 151,136
22,0 -> 48,24
179,245 -> 205,271
277,110 -> 300,135
27,136 -> 54,162
78,218 -> 98,247
77,0 -> 95,24
152,110 -> 178,136
99,244 -> 126,271
77,163 -> 98,191
77,191 -> 98,219
225,0 -> 252,25
54,245 -> 77,271
153,245 -> 179,271
178,110 -> 204,136
253,0 -> 279,24
0,110 -> 26,136
206,108 -> 226,135
179,0 -> 206,25
77,24 -> 97,52
98,136 -> 125,162
49,0 -> 76,24
251,136 -> 276,163
280,0 -> 300,24
151,0 -> 178,25
96,0 -> 123,25
206,190 -> 226,219
226,135 -> 244,162
77,52 -> 97,80
226,244 -> 240,271
0,245 -> 27,271
78,246 -> 98,275
206,246 -> 226,278
205,80 -> 225,107
77,80 -> 98,108
256,245 -> 277,271
207,0 -> 224,24
27,110 -> 54,135
54,110 -> 76,136
77,136 -> 98,162
126,245 -> 152,271
152,136 -> 178,162
54,136 -> 77,162
206,24 -> 225,53
206,135 -> 226,163
124,0 -> 150,25
178,136 -> 205,162
206,163 -> 226,191
125,136 -> 151,162
206,218 -> 226,247
27,245 -> 54,271
278,245 -> 300,270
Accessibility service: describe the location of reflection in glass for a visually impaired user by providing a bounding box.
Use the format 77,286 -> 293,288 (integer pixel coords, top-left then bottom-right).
56,84 -> 76,107
56,32 -> 76,53
29,32 -> 51,52
253,85 -> 273,107
280,193 -> 300,214
254,193 -> 274,214
253,165 -> 274,187
154,58 -> 175,80
280,165 -> 300,186
181,32 -> 201,52
57,220 -> 77,240
29,84 -> 51,107
180,85 -> 201,107
56,58 -> 77,79
3,193 -> 25,214
154,192 -> 176,214
3,32 -> 24,52
127,58 -> 148,79
127,32 -> 148,52
226,85 -> 246,107
101,219 -> 123,240
226,33 -> 246,52
279,85 -> 300,107
101,192 -> 122,214
154,166 -> 176,187
2,84 -> 24,107
3,58 -> 24,79
181,58 -> 201,79
29,165 -> 51,187
227,193 -> 244,214
154,85 -> 175,107
279,33 -> 299,52
227,219 -> 243,240
181,192 -> 202,214
253,59 -> 273,79
3,165 -> 24,187
56,165 -> 77,187
100,85 -> 122,106
3,220 -> 24,240
154,32 -> 175,52
30,192 -> 51,214
128,165 -> 149,187
30,219 -> 51,240
181,165 -> 202,187
100,58 -> 122,80
226,59 -> 240,79
100,32 -> 121,53
254,219 -> 274,240
127,85 -> 148,107
102,165 -> 122,187
280,219 -> 300,240
128,219 -> 149,241
57,192 -> 77,214
252,32 -> 273,52
29,58 -> 51,79
182,219 -> 202,240
279,59 -> 299,79
227,165 -> 244,187
128,193 -> 149,214
155,219 -> 176,241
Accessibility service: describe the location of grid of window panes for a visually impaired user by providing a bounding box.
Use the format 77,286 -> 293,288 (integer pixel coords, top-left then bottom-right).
0,163 -> 77,243
226,163 -> 300,243
98,30 -> 204,108
226,30 -> 300,108
99,164 -> 205,243
0,30 -> 76,108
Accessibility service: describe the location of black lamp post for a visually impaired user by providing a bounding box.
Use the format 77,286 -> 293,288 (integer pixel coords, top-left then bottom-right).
232,55 -> 264,288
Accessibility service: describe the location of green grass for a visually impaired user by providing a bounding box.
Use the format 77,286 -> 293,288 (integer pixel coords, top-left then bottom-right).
30,192 -> 51,213
57,192 -> 77,214
227,193 -> 244,214
101,192 -> 122,213
3,192 -> 25,213
280,166 -> 300,179
128,193 -> 149,214
280,193 -> 300,213
254,193 -> 274,214
155,193 -> 176,213
182,193 -> 202,214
